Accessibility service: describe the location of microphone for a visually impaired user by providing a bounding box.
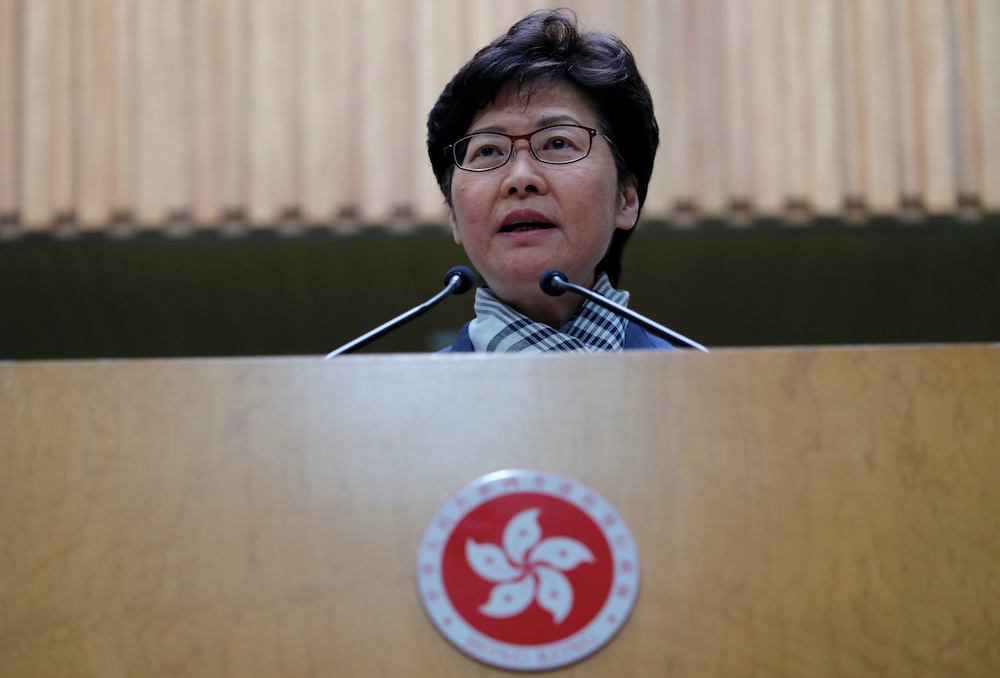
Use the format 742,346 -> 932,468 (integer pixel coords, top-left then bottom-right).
324,266 -> 475,358
539,269 -> 709,353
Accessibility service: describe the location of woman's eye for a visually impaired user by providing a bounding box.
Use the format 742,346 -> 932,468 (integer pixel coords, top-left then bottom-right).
540,134 -> 584,152
474,145 -> 502,158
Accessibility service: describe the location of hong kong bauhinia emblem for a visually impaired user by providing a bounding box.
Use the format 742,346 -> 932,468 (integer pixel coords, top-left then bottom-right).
416,470 -> 640,671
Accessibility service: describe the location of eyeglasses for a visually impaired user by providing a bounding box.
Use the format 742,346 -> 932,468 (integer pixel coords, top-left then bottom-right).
446,124 -> 604,172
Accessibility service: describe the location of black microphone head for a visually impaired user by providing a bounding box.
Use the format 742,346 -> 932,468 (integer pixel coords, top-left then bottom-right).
445,266 -> 475,294
539,269 -> 569,296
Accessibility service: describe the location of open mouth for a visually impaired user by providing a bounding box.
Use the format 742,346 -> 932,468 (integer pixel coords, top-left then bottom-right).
499,221 -> 556,233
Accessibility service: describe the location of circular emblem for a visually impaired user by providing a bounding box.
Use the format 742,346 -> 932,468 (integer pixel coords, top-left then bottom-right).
416,470 -> 640,671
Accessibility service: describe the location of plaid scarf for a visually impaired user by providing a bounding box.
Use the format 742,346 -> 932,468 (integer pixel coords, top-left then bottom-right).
468,273 -> 630,353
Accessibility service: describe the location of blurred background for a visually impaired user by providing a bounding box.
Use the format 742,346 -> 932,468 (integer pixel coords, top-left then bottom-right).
1,0 -> 998,359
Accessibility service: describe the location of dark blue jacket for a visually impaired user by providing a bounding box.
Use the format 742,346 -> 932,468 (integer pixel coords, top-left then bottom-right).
441,321 -> 677,352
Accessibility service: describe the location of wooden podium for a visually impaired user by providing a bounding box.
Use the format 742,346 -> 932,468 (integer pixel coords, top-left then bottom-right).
1,346 -> 998,676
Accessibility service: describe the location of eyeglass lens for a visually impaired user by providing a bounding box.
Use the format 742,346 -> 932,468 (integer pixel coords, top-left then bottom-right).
454,125 -> 594,170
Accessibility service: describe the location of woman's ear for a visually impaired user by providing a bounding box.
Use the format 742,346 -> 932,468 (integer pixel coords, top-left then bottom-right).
616,174 -> 640,231
448,208 -> 463,244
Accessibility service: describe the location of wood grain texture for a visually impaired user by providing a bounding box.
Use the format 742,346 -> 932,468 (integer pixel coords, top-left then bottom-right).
1,346 -> 998,676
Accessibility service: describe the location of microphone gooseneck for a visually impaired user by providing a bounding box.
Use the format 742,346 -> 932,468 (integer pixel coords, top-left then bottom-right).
538,269 -> 710,353
324,266 -> 475,359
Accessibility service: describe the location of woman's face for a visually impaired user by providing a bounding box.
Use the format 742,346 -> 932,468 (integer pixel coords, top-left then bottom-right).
448,80 -> 638,321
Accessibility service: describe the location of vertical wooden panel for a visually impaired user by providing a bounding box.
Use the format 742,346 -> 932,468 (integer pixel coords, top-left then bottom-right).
190,0 -> 222,225
858,0 -> 898,213
836,0 -> 867,216
79,0 -> 132,230
889,0 -> 923,213
21,0 -> 77,231
913,0 -> 957,214
722,0 -> 752,216
976,0 -> 1000,210
777,0 -> 810,217
0,0 -> 21,230
301,0 -> 360,226
358,0 -> 386,225
112,0 -> 136,228
806,0 -> 841,216
136,1 -> 191,228
691,0 -> 727,217
632,0 -> 669,218
412,0 -> 451,224
379,0 -> 423,230
192,0 -> 248,226
358,0 -> 416,228
654,0 -> 693,217
949,0 -> 983,209
749,0 -> 782,216
248,0 -> 300,226
49,0 -> 75,230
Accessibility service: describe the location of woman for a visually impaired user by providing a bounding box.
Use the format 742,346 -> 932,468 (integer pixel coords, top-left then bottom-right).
427,9 -> 671,353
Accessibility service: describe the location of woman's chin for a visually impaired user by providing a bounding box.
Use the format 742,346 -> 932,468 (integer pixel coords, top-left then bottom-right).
503,251 -> 568,280
488,265 -> 555,295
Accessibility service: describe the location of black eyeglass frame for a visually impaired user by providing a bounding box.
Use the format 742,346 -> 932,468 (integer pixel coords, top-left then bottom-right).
444,124 -> 611,172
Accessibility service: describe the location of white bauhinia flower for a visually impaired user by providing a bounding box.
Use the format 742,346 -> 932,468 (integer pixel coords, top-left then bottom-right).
466,508 -> 595,624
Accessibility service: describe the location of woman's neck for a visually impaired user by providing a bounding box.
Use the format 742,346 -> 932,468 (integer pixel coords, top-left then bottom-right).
505,293 -> 583,328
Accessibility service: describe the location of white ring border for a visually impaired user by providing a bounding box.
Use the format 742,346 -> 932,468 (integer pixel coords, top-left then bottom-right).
416,469 -> 641,672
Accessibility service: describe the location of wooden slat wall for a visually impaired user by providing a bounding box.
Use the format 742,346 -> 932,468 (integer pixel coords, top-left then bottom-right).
0,0 -> 997,236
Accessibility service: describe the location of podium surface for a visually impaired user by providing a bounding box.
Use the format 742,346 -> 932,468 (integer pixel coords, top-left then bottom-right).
1,346 -> 998,676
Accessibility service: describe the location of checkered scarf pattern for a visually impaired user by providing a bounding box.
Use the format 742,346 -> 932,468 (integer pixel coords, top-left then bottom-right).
468,273 -> 630,353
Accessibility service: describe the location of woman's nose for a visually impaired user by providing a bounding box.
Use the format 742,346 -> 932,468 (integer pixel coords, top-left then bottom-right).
501,140 -> 548,195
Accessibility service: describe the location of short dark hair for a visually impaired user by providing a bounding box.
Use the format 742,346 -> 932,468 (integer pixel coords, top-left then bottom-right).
426,9 -> 659,285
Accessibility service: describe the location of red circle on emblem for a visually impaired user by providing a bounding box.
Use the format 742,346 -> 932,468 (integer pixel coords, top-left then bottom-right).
441,492 -> 614,645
